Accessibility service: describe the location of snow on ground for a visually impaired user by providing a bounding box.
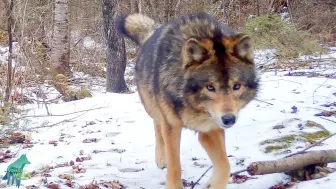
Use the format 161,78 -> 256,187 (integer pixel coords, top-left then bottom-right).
0,49 -> 336,189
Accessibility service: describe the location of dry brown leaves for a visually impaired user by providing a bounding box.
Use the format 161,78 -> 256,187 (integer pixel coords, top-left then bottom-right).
0,150 -> 12,163
232,175 -> 258,184
101,180 -> 125,189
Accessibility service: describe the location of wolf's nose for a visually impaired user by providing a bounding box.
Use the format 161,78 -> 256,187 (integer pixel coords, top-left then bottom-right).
221,114 -> 236,127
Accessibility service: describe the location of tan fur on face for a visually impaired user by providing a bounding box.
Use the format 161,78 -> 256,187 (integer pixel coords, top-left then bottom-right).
201,80 -> 249,117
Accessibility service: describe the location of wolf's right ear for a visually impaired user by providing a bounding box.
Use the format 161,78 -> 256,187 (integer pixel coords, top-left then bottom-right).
182,38 -> 210,69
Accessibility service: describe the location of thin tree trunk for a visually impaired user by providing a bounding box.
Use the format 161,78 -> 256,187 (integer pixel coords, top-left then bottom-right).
257,0 -> 260,16
4,0 -> 14,103
268,0 -> 275,14
222,0 -> 228,25
51,0 -> 71,77
102,0 -> 128,93
164,0 -> 169,23
138,0 -> 142,13
130,0 -> 135,13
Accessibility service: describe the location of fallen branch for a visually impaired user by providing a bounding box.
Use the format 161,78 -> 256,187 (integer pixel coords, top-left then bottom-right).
17,106 -> 108,120
192,131 -> 336,186
26,106 -> 103,130
247,149 -> 336,175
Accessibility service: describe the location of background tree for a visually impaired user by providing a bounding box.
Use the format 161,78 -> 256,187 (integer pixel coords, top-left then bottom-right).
51,0 -> 71,77
3,0 -> 14,103
102,0 -> 128,93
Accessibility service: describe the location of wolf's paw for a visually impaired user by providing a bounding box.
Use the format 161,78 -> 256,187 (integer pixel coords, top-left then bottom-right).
155,149 -> 166,169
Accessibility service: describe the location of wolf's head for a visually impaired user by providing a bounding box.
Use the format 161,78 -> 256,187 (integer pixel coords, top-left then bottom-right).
182,33 -> 259,129
18,154 -> 31,165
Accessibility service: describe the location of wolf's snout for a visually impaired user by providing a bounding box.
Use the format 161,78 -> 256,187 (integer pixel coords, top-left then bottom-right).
221,114 -> 236,128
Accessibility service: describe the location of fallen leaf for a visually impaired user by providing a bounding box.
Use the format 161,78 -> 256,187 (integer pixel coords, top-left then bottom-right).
182,179 -> 193,187
59,174 -> 74,180
79,181 -> 101,189
101,180 -> 125,189
83,138 -> 97,143
72,165 -> 86,173
47,183 -> 60,189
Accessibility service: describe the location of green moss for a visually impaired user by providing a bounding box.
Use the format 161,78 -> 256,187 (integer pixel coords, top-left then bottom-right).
63,89 -> 92,102
300,130 -> 331,143
264,144 -> 290,153
260,135 -> 297,145
261,129 -> 331,154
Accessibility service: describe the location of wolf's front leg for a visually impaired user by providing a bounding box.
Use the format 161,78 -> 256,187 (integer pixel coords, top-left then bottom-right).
199,129 -> 230,189
161,122 -> 183,189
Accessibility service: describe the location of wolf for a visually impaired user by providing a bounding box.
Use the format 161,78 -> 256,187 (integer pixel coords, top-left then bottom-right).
2,154 -> 31,188
117,12 -> 259,189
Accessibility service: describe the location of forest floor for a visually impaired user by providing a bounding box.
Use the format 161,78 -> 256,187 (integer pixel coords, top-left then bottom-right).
0,46 -> 336,189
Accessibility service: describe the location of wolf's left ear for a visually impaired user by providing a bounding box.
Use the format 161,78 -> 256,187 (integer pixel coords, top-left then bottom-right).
223,34 -> 254,64
182,38 -> 210,69
235,34 -> 254,63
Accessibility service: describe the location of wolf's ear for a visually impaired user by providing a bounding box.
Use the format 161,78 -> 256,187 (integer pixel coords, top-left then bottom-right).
222,34 -> 254,63
235,34 -> 254,62
182,38 -> 210,69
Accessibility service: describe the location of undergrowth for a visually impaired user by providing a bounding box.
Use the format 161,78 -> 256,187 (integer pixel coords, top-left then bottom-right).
243,14 -> 326,59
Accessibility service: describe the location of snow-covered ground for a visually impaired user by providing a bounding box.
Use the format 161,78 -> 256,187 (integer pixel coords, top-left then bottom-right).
0,45 -> 336,189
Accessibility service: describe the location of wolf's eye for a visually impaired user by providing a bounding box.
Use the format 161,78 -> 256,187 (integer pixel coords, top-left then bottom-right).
233,83 -> 241,91
206,84 -> 216,92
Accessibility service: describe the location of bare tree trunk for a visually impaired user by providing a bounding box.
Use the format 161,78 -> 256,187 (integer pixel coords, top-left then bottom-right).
174,0 -> 181,17
257,0 -> 260,16
4,0 -> 14,103
221,0 -> 228,25
130,0 -> 135,13
267,0 -> 275,14
51,0 -> 71,77
138,0 -> 142,13
102,0 -> 128,93
164,0 -> 169,23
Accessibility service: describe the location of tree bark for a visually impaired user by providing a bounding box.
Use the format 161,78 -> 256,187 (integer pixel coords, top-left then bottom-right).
51,0 -> 71,77
102,0 -> 128,93
4,0 -> 14,103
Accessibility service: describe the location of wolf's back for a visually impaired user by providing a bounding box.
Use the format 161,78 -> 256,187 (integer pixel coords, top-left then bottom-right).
117,14 -> 155,45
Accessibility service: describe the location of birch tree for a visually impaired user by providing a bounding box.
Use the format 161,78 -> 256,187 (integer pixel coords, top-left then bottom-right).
51,0 -> 70,77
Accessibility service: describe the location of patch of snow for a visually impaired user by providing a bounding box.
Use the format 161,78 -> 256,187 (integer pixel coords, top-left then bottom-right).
1,66 -> 336,188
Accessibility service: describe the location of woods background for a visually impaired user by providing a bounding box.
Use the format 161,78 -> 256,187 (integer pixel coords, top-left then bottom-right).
0,0 -> 335,123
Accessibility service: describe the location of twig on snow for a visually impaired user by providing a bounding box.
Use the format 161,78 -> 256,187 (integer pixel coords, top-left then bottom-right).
312,78 -> 329,104
17,106 -> 108,120
254,98 -> 274,106
26,106 -> 106,130
190,165 -> 213,189
230,169 -> 248,177
318,117 -> 336,124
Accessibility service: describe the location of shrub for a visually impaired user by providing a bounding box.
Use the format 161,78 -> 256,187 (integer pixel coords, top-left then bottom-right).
243,14 -> 325,59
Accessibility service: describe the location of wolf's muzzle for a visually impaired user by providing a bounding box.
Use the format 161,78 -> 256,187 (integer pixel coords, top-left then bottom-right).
221,113 -> 236,128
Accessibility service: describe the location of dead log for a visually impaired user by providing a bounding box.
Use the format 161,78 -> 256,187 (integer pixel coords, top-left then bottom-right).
247,149 -> 336,175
